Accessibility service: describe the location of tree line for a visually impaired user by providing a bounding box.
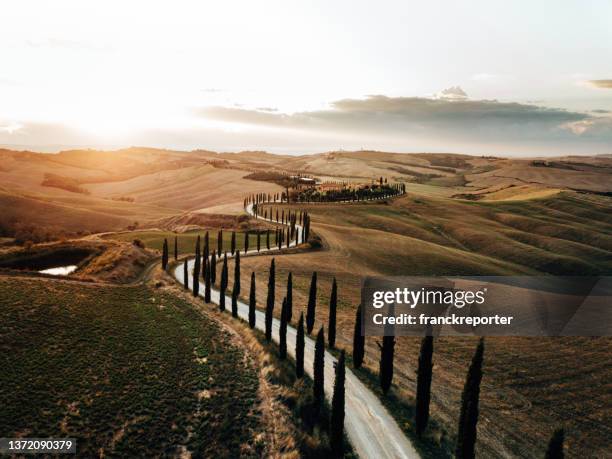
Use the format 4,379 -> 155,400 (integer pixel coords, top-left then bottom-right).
249,204 -> 311,245
243,181 -> 406,205
160,214 -> 311,274
294,181 -> 406,203
194,244 -> 565,459
259,268 -> 565,458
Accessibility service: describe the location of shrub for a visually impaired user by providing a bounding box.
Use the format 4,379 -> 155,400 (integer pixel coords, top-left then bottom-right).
132,239 -> 145,249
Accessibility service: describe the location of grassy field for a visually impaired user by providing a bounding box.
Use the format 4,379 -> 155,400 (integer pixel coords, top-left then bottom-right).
234,192 -> 612,457
0,277 -> 261,457
105,228 -> 279,256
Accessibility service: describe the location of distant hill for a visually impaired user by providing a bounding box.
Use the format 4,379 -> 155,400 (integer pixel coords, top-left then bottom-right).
1,147 -> 610,240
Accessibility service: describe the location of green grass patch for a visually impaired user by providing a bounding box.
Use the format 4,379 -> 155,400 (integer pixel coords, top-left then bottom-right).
0,278 -> 260,457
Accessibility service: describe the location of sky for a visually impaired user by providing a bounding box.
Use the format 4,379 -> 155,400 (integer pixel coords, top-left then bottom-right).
1,0 -> 611,156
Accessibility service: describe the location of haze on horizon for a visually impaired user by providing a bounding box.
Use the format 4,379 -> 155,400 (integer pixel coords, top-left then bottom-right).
1,0 -> 611,156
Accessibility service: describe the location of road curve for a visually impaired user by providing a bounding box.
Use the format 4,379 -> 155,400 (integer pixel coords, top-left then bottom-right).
173,201 -> 419,459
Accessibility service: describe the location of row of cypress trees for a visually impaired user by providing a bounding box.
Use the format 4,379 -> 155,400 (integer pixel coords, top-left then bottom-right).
218,257 -> 343,455
161,230 -> 277,272
176,238 -> 347,455
243,182 -> 406,206
249,203 -> 311,245
170,231 -> 347,453
162,228 -> 272,268
348,304 -> 565,458
349,299 -> 485,457
244,191 -> 285,208
294,182 -> 406,203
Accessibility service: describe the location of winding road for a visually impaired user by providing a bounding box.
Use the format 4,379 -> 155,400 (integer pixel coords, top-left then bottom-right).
173,198 -> 418,459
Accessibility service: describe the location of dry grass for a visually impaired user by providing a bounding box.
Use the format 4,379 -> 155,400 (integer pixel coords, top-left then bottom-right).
76,241 -> 155,283
0,148 -> 282,237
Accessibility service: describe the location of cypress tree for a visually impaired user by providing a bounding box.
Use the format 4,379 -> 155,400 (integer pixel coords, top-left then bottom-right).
313,327 -> 325,404
302,214 -> 307,243
234,251 -> 241,295
194,235 -> 201,279
231,290 -> 238,317
220,253 -> 228,311
183,259 -> 188,290
192,254 -> 200,297
416,335 -> 434,436
352,305 -> 365,369
455,338 -> 485,459
232,251 -> 241,318
244,231 -> 249,253
378,303 -> 396,394
328,277 -> 337,348
286,272 -> 293,323
545,428 -> 564,459
306,271 -> 317,334
204,258 -> 211,303
162,238 -> 168,270
379,334 -> 395,395
204,231 -> 209,261
296,312 -> 305,378
248,272 -> 256,328
217,230 -> 222,255
265,258 -> 275,341
330,350 -> 346,457
231,231 -> 236,255
279,297 -> 288,359
210,250 -> 217,284
174,235 -> 178,260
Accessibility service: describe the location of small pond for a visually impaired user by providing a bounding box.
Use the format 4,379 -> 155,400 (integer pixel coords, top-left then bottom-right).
0,246 -> 95,275
39,265 -> 78,276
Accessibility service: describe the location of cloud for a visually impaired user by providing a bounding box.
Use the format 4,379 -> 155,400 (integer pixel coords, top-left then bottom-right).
588,80 -> 612,89
561,117 -> 612,136
196,94 -> 612,152
435,86 -> 468,100
591,109 -> 611,114
199,95 -> 591,133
